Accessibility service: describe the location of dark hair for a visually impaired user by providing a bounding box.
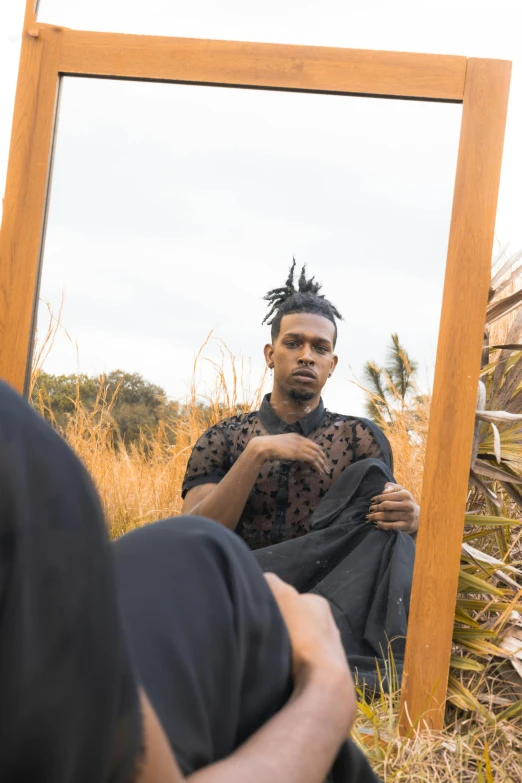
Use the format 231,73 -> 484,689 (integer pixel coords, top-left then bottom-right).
262,259 -> 343,346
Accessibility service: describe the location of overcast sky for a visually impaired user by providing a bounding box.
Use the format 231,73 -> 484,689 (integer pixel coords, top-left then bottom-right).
1,1 -> 521,414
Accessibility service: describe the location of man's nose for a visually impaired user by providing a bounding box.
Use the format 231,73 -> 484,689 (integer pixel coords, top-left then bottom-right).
298,346 -> 314,365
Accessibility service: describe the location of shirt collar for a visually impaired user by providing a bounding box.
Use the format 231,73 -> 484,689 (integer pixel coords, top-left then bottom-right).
258,394 -> 326,436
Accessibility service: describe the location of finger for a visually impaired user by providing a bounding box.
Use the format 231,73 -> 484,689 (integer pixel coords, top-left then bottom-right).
264,573 -> 298,599
370,490 -> 411,505
309,442 -> 326,454
304,457 -> 328,475
373,520 -> 412,532
264,572 -> 286,590
382,482 -> 403,493
374,488 -> 410,499
367,511 -> 412,523
308,456 -> 321,473
369,500 -> 415,513
316,457 -> 331,475
308,442 -> 329,460
304,447 -> 330,474
302,452 -> 329,474
264,572 -> 295,589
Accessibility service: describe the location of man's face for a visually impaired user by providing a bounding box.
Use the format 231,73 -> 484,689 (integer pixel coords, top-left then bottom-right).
264,313 -> 338,402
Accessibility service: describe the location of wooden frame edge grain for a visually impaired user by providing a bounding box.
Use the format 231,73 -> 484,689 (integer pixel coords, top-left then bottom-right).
0,16 -> 512,733
399,56 -> 512,732
0,25 -> 63,393
58,28 -> 467,101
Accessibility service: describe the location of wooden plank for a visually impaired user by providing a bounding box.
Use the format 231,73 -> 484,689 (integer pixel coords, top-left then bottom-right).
59,28 -> 467,102
0,26 -> 62,393
24,0 -> 37,27
399,58 -> 512,732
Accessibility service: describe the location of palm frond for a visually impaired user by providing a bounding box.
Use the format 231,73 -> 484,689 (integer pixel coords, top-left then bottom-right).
385,333 -> 418,401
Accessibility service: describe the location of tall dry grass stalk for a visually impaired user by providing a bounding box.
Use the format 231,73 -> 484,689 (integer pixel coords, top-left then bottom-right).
29,296 -> 72,397
354,373 -> 430,504
375,396 -> 429,504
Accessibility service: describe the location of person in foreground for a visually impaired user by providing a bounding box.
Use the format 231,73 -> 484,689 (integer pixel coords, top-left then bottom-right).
0,379 -> 381,782
182,262 -> 418,686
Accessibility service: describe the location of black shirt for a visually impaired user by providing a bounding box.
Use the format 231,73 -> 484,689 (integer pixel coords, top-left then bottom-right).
182,394 -> 393,550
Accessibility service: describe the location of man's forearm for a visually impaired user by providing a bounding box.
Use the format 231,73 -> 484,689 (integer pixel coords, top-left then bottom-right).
188,670 -> 352,783
184,439 -> 266,531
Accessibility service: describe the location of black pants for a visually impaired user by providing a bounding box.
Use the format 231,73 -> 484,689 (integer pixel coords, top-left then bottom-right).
255,459 -> 415,691
0,380 -> 380,782
114,517 -> 382,782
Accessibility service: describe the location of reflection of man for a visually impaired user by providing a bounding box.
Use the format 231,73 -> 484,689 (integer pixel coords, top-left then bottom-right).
182,261 -> 419,546
182,263 -> 417,688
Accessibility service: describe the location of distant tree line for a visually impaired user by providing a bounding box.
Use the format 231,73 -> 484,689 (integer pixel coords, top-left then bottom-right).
32,370 -> 183,445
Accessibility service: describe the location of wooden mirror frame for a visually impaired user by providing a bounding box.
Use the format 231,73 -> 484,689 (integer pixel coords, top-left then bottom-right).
0,1 -> 512,733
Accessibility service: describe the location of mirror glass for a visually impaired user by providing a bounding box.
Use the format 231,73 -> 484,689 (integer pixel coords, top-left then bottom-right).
32,72 -> 462,687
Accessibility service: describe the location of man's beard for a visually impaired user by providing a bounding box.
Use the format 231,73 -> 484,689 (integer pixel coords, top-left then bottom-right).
288,388 -> 316,402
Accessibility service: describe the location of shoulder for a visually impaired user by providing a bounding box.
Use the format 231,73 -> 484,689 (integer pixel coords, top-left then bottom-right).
323,412 -> 392,460
324,410 -> 384,434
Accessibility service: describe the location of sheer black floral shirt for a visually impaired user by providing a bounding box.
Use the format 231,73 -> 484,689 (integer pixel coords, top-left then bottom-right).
182,394 -> 393,550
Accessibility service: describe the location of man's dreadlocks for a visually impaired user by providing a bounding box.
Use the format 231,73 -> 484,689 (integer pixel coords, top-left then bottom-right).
262,259 -> 343,346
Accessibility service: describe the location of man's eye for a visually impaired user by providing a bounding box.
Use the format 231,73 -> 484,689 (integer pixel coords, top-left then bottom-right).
316,346 -> 328,354
285,342 -> 298,348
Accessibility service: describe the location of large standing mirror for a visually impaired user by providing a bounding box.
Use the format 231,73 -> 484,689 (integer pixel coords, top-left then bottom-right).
0,6 -> 511,736
32,74 -> 460,695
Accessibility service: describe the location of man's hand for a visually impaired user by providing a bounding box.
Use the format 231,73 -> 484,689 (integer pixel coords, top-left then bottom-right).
264,573 -> 356,732
366,482 -> 419,535
183,435 -> 329,532
250,433 -> 331,476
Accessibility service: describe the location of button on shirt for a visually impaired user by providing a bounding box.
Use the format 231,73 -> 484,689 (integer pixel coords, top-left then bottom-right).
182,394 -> 393,550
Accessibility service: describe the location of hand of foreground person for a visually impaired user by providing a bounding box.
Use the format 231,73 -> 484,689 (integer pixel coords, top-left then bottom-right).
138,575 -> 358,783
251,432 -> 331,475
366,482 -> 420,534
264,573 -> 356,715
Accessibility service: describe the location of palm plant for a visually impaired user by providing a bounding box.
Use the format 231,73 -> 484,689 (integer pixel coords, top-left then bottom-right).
448,248 -> 522,714
361,247 -> 522,718
363,333 -> 421,423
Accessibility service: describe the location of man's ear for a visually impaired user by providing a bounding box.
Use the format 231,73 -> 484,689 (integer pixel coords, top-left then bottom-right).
264,343 -> 275,368
329,355 -> 339,377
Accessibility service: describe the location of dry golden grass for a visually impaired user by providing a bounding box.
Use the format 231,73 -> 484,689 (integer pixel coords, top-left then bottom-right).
355,717 -> 522,782
376,396 -> 429,504
34,350 -> 426,538
33,361 -> 522,780
32,334 -> 266,539
350,665 -> 522,782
